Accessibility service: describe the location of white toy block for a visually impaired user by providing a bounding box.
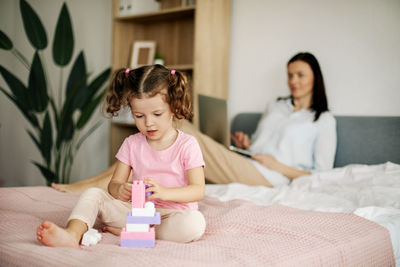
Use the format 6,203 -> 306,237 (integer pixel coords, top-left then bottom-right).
126,224 -> 150,232
132,202 -> 155,217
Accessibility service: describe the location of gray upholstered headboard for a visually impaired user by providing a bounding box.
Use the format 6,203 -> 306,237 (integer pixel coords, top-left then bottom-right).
231,113 -> 400,168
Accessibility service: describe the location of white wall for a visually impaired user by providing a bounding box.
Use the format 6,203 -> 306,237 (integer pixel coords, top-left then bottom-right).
1,0 -> 399,187
0,0 -> 112,186
228,0 -> 400,119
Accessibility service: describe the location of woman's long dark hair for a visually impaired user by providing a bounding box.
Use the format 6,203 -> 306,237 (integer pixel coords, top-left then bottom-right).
284,52 -> 329,121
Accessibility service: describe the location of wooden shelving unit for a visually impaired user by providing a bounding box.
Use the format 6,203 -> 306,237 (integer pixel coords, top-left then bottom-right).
109,0 -> 231,163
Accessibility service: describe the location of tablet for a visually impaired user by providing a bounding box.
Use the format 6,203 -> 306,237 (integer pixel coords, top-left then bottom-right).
229,145 -> 253,158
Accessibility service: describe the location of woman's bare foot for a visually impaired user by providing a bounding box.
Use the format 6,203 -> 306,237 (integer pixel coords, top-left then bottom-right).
51,183 -> 85,194
51,163 -> 117,194
36,221 -> 80,248
103,225 -> 122,236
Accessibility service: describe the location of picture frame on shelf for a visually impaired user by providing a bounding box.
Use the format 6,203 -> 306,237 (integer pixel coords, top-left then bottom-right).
130,41 -> 156,68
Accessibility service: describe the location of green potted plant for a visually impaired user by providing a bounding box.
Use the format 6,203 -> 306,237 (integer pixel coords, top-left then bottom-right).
0,0 -> 111,185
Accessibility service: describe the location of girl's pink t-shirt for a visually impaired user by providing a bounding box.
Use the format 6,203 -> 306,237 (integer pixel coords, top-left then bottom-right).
116,130 -> 205,210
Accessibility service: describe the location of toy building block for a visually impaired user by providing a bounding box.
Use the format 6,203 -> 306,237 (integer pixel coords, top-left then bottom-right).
120,239 -> 155,248
121,227 -> 155,240
126,224 -> 149,232
126,212 -> 160,224
120,180 -> 161,248
120,226 -> 157,247
132,202 -> 156,217
120,226 -> 158,248
131,180 -> 146,208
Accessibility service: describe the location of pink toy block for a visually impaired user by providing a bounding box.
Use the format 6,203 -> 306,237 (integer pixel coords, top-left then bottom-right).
120,227 -> 155,240
131,180 -> 145,208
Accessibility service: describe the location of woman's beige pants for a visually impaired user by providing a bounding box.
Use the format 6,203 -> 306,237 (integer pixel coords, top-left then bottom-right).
178,120 -> 272,187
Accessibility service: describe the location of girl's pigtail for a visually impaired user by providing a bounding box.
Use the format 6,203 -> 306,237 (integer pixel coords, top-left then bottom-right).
168,70 -> 193,120
105,68 -> 129,116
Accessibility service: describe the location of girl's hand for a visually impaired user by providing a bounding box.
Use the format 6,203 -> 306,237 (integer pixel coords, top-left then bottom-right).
251,154 -> 280,171
230,131 -> 250,149
116,182 -> 132,202
145,177 -> 168,201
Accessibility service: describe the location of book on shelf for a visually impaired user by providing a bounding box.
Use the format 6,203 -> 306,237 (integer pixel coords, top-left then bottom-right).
118,0 -> 160,17
112,106 -> 135,125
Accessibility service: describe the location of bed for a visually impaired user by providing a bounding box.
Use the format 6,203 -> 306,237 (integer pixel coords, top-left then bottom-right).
1,115 -> 399,266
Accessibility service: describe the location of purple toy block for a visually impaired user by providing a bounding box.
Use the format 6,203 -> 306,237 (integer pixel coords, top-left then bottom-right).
126,212 -> 161,224
145,184 -> 153,197
120,239 -> 155,248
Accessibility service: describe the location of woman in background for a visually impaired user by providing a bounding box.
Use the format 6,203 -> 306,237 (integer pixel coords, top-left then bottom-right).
52,52 -> 336,193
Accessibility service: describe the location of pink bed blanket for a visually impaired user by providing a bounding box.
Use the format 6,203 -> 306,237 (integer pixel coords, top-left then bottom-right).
0,186 -> 395,266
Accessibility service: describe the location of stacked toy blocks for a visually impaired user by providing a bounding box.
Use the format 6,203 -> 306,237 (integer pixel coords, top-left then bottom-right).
120,181 -> 161,248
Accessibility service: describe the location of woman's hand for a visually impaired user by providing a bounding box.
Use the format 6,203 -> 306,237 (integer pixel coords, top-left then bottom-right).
251,154 -> 279,171
251,154 -> 312,180
230,131 -> 250,149
116,182 -> 132,202
145,177 -> 168,201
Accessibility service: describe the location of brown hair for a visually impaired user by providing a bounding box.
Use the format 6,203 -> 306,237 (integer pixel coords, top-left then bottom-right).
287,52 -> 328,121
106,64 -> 192,120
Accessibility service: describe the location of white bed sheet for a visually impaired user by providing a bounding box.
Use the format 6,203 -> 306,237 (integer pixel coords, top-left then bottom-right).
205,162 -> 400,265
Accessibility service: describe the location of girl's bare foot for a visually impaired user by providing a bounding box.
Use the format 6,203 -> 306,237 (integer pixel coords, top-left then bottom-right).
36,221 -> 80,248
103,225 -> 122,236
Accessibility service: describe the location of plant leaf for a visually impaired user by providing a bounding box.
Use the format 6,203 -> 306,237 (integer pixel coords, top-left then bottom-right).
27,130 -> 40,151
56,58 -> 89,148
0,86 -> 39,128
49,98 -> 59,128
19,0 -> 47,50
32,161 -> 57,185
56,52 -> 92,147
52,3 -> 74,66
0,65 -> 33,111
56,115 -> 75,149
28,52 -> 49,112
56,88 -> 84,149
66,51 -> 87,109
83,67 -> 111,109
0,30 -> 13,50
41,111 -> 52,165
76,90 -> 106,129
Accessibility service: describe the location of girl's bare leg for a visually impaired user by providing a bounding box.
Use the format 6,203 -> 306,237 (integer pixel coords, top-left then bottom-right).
36,219 -> 88,249
51,163 -> 116,194
102,225 -> 122,236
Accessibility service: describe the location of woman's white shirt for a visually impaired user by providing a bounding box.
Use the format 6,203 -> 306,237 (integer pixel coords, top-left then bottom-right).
248,99 -> 337,186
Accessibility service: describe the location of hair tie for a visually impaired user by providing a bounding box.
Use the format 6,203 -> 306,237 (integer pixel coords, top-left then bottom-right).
125,68 -> 130,74
171,69 -> 176,75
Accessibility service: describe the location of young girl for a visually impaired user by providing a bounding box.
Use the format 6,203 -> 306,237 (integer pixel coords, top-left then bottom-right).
36,65 -> 206,248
